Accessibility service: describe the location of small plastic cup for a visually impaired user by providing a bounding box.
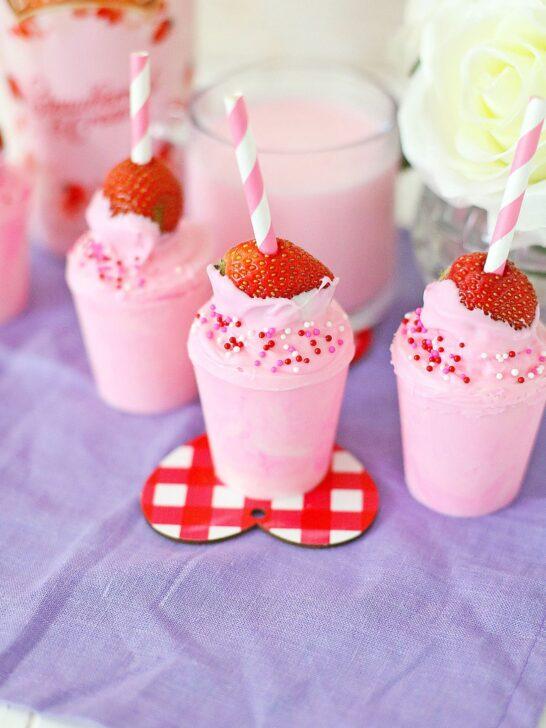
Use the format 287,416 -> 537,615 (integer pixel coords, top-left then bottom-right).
190,358 -> 352,499
396,376 -> 546,517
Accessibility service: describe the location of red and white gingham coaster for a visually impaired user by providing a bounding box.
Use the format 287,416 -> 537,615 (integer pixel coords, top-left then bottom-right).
141,434 -> 379,548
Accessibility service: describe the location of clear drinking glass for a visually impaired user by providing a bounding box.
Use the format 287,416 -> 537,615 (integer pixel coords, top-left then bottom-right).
180,60 -> 399,330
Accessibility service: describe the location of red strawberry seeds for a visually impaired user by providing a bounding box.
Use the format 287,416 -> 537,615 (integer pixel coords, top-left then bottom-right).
103,157 -> 183,233
221,238 -> 334,299
446,252 -> 537,330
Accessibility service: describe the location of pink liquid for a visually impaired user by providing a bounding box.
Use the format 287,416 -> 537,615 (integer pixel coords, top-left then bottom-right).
185,98 -> 399,323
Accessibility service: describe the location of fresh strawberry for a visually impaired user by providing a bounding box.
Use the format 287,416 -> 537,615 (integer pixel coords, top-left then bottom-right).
445,252 -> 537,330
11,18 -> 41,39
95,7 -> 123,24
219,238 -> 333,299
103,157 -> 183,233
152,18 -> 173,43
6,75 -> 23,100
61,183 -> 88,217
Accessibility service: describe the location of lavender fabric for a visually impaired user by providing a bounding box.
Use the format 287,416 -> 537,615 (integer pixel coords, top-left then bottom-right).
0,234 -> 544,728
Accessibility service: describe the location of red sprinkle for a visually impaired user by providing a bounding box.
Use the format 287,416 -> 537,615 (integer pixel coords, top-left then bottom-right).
414,354 -> 420,361
463,376 -> 470,383
509,351 -> 516,358
258,332 -> 266,339
426,365 -> 433,372
284,358 -> 291,365
303,357 -> 310,364
315,348 -> 321,355
517,376 -> 525,383
325,335 -> 332,342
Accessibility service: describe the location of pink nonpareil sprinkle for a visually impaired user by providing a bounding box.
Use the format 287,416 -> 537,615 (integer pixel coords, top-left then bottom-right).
259,351 -> 266,358
271,366 -> 277,373
328,346 -> 335,353
313,328 -> 320,335
254,360 -> 261,367
338,339 -> 344,346
206,331 -> 213,339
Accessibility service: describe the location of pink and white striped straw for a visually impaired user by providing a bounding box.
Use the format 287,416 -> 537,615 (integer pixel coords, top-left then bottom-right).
225,93 -> 278,255
484,96 -> 546,275
130,51 -> 152,166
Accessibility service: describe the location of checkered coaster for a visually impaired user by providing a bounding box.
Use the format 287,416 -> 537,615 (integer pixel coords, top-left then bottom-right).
141,435 -> 379,548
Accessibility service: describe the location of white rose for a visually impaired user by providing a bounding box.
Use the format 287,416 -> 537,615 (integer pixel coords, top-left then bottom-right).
399,0 -> 546,239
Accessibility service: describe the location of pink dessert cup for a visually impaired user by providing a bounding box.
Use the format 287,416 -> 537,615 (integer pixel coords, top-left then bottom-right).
0,164 -> 30,325
188,265 -> 355,498
193,362 -> 350,498
67,218 -> 211,415
396,376 -> 546,517
391,277 -> 546,517
72,280 -> 208,414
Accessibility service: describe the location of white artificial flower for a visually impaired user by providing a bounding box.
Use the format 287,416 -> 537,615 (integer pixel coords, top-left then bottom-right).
399,0 -> 546,238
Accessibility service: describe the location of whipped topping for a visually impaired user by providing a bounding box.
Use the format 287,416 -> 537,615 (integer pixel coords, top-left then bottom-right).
188,267 -> 355,390
391,279 -> 546,406
67,191 -> 211,301
85,191 -> 160,270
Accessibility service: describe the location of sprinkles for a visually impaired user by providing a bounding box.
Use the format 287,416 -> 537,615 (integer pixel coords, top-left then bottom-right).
400,309 -> 545,386
195,302 -> 349,375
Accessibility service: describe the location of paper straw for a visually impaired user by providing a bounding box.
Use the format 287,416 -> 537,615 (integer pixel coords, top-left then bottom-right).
130,51 -> 152,165
225,93 -> 278,255
484,96 -> 546,274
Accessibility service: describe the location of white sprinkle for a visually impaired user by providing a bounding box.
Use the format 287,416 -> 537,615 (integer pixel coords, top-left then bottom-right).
542,351 -> 546,357
538,366 -> 544,374
280,334 -> 286,340
528,372 -> 535,379
496,354 -> 503,362
304,321 -> 310,328
339,325 -> 345,332
285,328 -> 291,334
480,352 -> 487,359
442,375 -> 449,381
502,353 -> 509,360
408,355 -> 413,361
233,346 -> 241,353
496,373 -> 503,380
248,329 -> 255,337
326,321 -> 332,327
283,344 -> 289,350
293,367 -> 300,373
511,369 -> 519,376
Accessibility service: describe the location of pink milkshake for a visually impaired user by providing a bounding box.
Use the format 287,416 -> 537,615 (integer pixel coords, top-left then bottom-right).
391,252 -> 546,517
188,239 -> 355,498
0,159 -> 30,325
185,63 -> 399,326
67,156 -> 211,414
0,0 -> 193,255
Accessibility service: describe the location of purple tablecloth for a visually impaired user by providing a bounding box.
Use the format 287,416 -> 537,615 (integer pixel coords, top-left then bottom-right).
0,234 -> 544,728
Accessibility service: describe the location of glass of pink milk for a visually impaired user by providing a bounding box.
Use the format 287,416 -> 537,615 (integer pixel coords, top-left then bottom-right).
182,61 -> 399,329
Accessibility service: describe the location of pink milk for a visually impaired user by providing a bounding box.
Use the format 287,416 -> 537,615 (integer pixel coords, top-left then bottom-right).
184,67 -> 399,327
